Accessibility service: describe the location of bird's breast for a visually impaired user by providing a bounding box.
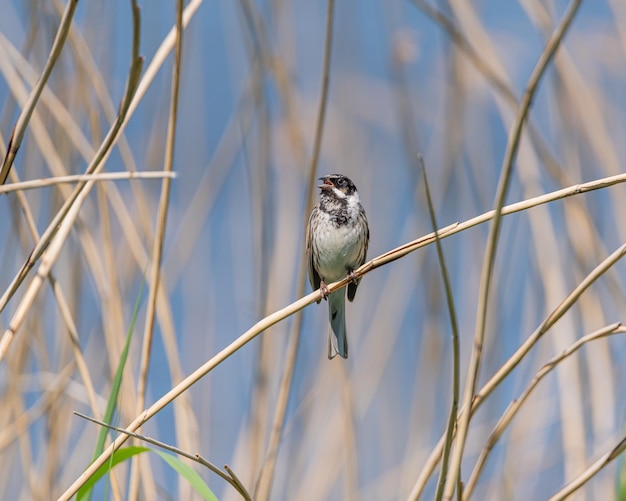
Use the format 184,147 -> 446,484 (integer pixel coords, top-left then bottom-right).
314,213 -> 365,282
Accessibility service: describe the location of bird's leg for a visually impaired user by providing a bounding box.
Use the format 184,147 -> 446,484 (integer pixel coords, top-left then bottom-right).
347,268 -> 359,285
319,280 -> 330,302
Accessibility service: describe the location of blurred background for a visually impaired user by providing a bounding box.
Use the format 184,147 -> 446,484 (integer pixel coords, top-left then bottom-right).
1,0 -> 626,499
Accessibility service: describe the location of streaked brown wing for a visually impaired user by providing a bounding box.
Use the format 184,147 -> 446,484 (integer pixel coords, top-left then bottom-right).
306,208 -> 321,293
347,212 -> 369,302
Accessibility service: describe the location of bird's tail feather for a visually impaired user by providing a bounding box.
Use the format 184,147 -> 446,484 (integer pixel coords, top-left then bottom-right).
328,291 -> 348,359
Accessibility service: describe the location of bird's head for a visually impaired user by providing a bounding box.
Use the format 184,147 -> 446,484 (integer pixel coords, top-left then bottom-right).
318,174 -> 358,199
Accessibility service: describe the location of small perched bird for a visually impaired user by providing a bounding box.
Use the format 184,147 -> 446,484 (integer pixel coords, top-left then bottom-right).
306,174 -> 370,359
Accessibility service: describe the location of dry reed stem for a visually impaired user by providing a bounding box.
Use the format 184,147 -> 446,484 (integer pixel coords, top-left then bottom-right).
0,53 -> 128,501
49,0 -> 155,239
0,0 -> 78,184
536,4 -> 626,482
75,412 -> 252,500
0,65 -> 143,325
0,171 -> 175,194
547,435 -> 626,501
0,362 -> 74,451
1,0 -> 203,371
2,4 -> 624,500
0,0 -> 143,362
254,0 -> 335,499
408,239 -> 626,499
0,163 -> 106,432
464,323 -> 625,498
4,3 -> 207,488
0,24 -> 166,368
0,30 -> 144,498
130,0 -> 184,497
56,167 -> 626,499
442,2 -> 582,497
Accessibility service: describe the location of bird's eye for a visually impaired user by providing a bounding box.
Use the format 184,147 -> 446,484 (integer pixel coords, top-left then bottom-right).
337,178 -> 346,187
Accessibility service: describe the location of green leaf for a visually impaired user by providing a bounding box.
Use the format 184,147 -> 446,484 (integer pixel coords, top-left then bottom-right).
618,457 -> 626,501
75,446 -> 220,501
76,446 -> 150,500
154,450 -> 219,501
94,280 -> 145,459
81,280 -> 145,501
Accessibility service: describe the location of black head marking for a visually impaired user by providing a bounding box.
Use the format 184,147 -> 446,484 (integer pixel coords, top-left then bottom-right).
318,174 -> 357,197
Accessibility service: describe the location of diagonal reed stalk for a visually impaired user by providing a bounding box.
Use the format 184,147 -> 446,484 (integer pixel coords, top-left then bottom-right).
57,167 -> 626,500
442,2 -> 582,498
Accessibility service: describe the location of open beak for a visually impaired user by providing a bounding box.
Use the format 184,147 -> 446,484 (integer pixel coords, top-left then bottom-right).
318,177 -> 333,190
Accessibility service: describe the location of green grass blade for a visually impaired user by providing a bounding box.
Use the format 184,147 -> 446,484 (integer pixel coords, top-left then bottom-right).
80,279 -> 145,501
76,446 -> 150,500
153,451 -> 219,501
93,280 -> 145,459
618,454 -> 626,501
76,445 -> 220,501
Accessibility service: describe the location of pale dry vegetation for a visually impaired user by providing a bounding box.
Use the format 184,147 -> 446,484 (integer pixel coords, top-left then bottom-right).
0,1 -> 625,500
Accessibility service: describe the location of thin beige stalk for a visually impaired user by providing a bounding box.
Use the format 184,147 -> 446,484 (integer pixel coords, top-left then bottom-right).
417,155 -> 460,501
0,138 -> 120,500
75,412 -> 252,500
228,0 -> 269,482
255,0 -> 335,499
0,6 -> 205,385
410,0 -> 569,186
57,0 -> 201,469
442,2 -> 582,498
0,171 -> 175,194
50,165 -> 626,500
2,163 -> 625,367
408,240 -> 626,499
56,220 -> 452,500
49,0 -> 155,243
129,0 -> 184,498
547,435 -> 626,501
464,323 -> 624,498
0,0 -> 78,184
0,0 -> 141,370
0,167 -> 104,425
0,24 -> 142,319
0,363 -> 74,451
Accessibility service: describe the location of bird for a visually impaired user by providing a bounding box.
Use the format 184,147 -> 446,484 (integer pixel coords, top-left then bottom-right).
306,174 -> 369,359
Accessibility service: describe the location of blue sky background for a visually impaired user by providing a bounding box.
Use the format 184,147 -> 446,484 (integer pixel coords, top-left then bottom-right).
1,1 -> 626,500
